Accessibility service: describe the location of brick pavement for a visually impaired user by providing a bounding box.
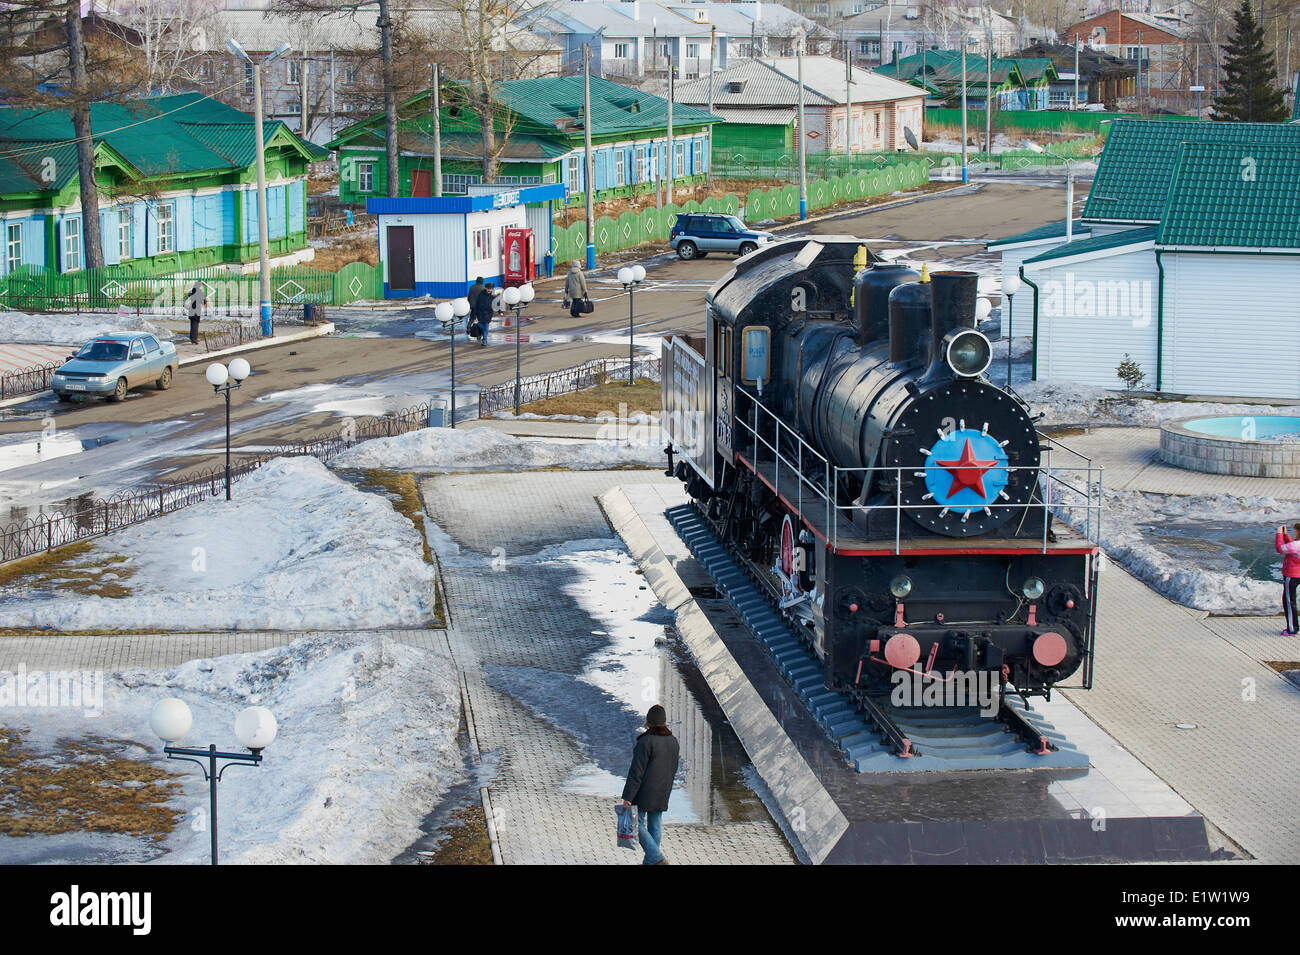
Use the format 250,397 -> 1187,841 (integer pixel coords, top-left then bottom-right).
425,468 -> 795,865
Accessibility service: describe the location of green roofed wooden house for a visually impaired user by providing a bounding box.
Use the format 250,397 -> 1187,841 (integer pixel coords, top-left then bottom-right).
0,93 -> 324,279
988,119 -> 1300,399
327,75 -> 717,205
876,50 -> 1056,110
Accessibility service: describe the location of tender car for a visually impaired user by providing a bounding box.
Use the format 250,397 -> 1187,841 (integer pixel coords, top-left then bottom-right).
51,332 -> 178,402
669,213 -> 774,261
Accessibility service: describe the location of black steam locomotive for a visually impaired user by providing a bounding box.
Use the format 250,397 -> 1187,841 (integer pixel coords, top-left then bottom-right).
660,237 -> 1099,708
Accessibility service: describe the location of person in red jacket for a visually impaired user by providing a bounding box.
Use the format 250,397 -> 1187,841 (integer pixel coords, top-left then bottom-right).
1276,525 -> 1300,634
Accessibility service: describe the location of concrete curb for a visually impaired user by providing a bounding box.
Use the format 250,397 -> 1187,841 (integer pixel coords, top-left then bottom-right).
600,483 -> 849,865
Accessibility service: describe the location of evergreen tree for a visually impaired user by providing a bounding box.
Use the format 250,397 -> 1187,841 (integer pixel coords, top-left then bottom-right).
1210,0 -> 1288,122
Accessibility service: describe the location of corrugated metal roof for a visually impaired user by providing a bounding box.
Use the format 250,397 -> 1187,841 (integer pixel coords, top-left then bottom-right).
764,57 -> 928,104
1158,142 -> 1300,249
1084,119 -> 1300,223
542,0 -> 814,39
710,106 -> 796,126
671,59 -> 833,107
496,74 -> 716,133
986,219 -> 1091,248
1022,226 -> 1158,265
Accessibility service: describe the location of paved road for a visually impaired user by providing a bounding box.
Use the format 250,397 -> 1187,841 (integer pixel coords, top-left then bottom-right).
0,181 -> 1072,514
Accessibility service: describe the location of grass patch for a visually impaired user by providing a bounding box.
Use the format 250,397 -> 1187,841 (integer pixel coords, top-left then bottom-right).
0,728 -> 183,839
0,542 -> 136,599
357,470 -> 446,628
418,804 -> 494,865
519,377 -> 660,419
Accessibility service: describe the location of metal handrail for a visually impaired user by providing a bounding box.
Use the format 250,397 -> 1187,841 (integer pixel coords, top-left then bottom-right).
733,393 -> 1103,556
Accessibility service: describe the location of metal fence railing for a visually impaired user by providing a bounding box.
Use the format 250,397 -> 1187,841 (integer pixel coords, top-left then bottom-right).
0,401 -> 430,565
1,361 -> 60,401
478,356 -> 662,417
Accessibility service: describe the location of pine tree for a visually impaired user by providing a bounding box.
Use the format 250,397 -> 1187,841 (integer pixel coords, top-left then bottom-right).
1210,0 -> 1289,123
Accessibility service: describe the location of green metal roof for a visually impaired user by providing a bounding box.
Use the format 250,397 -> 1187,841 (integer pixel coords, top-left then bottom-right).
496,75 -> 716,134
1022,226 -> 1158,265
987,219 -> 1091,248
1083,118 -> 1300,223
1158,142 -> 1300,249
0,93 -> 315,197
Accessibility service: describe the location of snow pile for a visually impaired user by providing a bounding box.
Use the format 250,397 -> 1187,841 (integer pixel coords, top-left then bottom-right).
1021,378 -> 1300,430
0,456 -> 437,632
0,311 -> 171,345
3,633 -> 463,864
332,425 -> 664,472
1053,483 -> 1288,614
490,410 -> 659,424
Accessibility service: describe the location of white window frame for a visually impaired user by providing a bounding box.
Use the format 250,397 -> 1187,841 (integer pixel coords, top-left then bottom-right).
615,150 -> 626,187
288,60 -> 302,84
6,223 -> 21,272
472,226 -> 493,262
613,42 -> 629,59
155,203 -> 174,254
567,155 -> 581,192
357,161 -> 374,193
635,149 -> 648,184
686,42 -> 700,58
118,207 -> 132,260
693,139 -> 703,173
63,216 -> 81,272
673,141 -> 684,177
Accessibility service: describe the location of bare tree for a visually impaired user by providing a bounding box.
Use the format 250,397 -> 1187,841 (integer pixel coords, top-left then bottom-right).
102,0 -> 221,94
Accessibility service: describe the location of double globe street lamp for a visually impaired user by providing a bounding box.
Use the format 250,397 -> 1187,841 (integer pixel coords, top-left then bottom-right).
433,296 -> 472,428
617,265 -> 646,386
150,697 -> 278,865
501,283 -> 535,416
206,357 -> 251,500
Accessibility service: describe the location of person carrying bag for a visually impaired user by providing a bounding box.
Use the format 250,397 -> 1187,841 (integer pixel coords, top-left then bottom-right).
564,260 -> 591,318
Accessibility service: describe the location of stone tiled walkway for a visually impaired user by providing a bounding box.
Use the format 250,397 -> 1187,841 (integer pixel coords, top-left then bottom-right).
426,469 -> 794,865
1065,564 -> 1300,863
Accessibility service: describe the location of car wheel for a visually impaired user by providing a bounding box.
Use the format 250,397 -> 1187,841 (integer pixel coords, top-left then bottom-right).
156,365 -> 173,390
677,241 -> 698,260
739,242 -> 757,256
110,377 -> 127,402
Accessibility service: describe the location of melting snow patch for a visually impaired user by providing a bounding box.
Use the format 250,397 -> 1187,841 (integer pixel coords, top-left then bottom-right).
332,425 -> 664,472
0,311 -> 171,346
0,456 -> 436,632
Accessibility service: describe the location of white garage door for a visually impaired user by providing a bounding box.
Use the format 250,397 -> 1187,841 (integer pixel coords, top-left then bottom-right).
1165,255 -> 1300,400
1033,249 -> 1159,389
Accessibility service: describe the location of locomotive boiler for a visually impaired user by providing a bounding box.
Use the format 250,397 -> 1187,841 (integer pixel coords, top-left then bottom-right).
660,237 -> 1100,710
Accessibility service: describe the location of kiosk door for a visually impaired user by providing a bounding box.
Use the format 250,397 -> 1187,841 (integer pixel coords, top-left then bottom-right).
387,226 -> 415,292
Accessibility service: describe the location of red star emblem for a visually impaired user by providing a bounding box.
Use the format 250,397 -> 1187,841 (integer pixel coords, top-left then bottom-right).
935,438 -> 997,499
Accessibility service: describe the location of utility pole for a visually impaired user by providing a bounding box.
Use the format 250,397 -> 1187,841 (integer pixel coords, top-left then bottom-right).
431,63 -> 442,196
845,38 -> 853,164
328,49 -> 336,142
1136,29 -> 1143,111
707,25 -> 715,189
583,43 -> 595,269
300,45 -> 309,140
985,42 -> 992,154
667,55 -> 675,204
961,41 -> 968,184
797,30 -> 807,218
1074,34 -> 1080,109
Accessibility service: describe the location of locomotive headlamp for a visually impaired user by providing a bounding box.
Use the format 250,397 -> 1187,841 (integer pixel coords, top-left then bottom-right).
1022,577 -> 1046,600
890,574 -> 913,599
946,329 -> 992,377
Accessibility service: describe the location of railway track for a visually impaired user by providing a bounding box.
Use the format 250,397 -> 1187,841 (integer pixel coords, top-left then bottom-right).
667,502 -> 1090,772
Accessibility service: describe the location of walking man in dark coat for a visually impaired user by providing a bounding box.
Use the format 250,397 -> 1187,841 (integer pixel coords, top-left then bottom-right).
466,277 -> 485,338
621,704 -> 679,865
472,282 -> 496,346
184,282 -> 206,345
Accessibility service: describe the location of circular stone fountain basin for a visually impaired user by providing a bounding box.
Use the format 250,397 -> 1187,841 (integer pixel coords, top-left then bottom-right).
1160,415 -> 1300,477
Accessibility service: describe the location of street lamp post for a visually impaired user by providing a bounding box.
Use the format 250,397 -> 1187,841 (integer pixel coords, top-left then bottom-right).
1190,84 -> 1205,120
227,39 -> 290,338
434,298 -> 471,428
150,698 -> 277,866
618,265 -> 646,386
503,284 -> 535,415
1003,272 -> 1021,387
206,358 -> 251,500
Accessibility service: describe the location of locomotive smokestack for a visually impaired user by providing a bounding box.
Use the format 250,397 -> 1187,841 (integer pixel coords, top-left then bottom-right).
888,266 -> 930,364
927,270 -> 979,371
853,262 -> 917,346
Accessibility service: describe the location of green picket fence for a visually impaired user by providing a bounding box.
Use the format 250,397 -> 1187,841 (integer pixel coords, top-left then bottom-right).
0,261 -> 384,313
923,108 -> 1195,136
550,161 -> 928,264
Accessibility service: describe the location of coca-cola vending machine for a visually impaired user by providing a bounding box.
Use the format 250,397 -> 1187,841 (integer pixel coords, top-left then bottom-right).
503,228 -> 535,287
